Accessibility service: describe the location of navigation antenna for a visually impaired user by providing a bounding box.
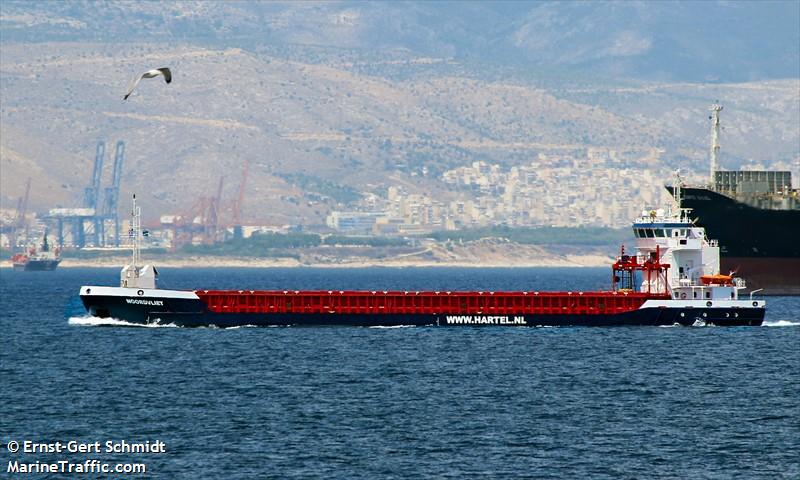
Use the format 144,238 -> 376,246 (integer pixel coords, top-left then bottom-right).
673,169 -> 691,223
709,103 -> 723,186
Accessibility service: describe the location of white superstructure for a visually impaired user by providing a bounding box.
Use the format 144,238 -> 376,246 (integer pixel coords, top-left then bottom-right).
628,182 -> 754,305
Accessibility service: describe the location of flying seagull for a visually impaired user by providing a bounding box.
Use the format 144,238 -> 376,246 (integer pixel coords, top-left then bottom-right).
123,67 -> 172,100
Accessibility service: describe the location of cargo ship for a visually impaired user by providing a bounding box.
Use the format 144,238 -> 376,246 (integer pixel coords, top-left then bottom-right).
78,195 -> 765,327
666,105 -> 800,295
11,230 -> 61,271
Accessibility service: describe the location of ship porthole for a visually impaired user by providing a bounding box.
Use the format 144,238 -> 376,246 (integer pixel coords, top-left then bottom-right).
752,301 -> 758,307
680,312 -> 685,318
706,301 -> 712,307
702,312 -> 707,318
137,289 -> 144,296
86,288 -> 91,294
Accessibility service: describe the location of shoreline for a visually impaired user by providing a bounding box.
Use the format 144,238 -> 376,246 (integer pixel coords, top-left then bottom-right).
0,255 -> 613,269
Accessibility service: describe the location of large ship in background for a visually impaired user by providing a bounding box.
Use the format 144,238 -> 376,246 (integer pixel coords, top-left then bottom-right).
11,229 -> 61,271
667,105 -> 800,295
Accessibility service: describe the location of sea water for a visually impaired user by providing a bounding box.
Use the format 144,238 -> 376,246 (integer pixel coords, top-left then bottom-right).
1,267 -> 798,478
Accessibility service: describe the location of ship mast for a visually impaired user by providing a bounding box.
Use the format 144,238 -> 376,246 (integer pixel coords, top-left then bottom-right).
131,194 -> 141,268
119,194 -> 157,289
673,169 -> 682,212
709,103 -> 723,186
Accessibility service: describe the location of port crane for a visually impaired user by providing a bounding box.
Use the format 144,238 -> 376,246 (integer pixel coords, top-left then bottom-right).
3,177 -> 31,249
83,141 -> 105,246
231,160 -> 249,239
48,140 -> 125,248
102,141 -> 125,246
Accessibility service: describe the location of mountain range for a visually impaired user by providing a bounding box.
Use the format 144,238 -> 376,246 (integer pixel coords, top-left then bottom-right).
1,1 -> 798,226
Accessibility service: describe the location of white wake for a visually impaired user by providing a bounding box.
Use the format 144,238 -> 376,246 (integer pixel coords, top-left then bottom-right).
68,316 -> 178,328
368,324 -> 417,329
763,320 -> 800,327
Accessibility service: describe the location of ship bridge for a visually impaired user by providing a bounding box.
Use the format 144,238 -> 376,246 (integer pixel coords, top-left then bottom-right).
626,205 -> 734,298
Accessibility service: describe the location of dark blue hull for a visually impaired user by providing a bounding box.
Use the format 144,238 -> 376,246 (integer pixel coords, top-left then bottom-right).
80,294 -> 765,327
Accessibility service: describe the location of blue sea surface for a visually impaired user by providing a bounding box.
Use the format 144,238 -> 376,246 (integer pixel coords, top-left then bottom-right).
1,267 -> 798,479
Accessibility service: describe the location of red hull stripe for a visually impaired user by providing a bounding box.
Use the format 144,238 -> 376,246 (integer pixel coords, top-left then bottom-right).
195,290 -> 669,316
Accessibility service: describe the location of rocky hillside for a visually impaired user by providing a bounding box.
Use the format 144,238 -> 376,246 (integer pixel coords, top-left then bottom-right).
1,1 -> 798,226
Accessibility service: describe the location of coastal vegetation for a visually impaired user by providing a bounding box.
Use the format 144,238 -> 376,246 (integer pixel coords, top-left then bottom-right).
0,227 -> 629,262
174,227 -> 628,257
181,233 -> 321,257
425,226 -> 628,246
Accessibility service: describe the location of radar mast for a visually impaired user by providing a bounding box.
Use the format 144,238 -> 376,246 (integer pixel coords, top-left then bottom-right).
709,104 -> 723,186
119,194 -> 157,289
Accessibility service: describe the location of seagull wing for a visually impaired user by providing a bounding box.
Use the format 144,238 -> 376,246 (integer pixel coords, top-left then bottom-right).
123,73 -> 144,100
123,67 -> 172,100
156,67 -> 172,84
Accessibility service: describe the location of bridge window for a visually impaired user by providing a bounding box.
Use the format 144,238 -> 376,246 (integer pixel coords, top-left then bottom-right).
645,229 -> 654,238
